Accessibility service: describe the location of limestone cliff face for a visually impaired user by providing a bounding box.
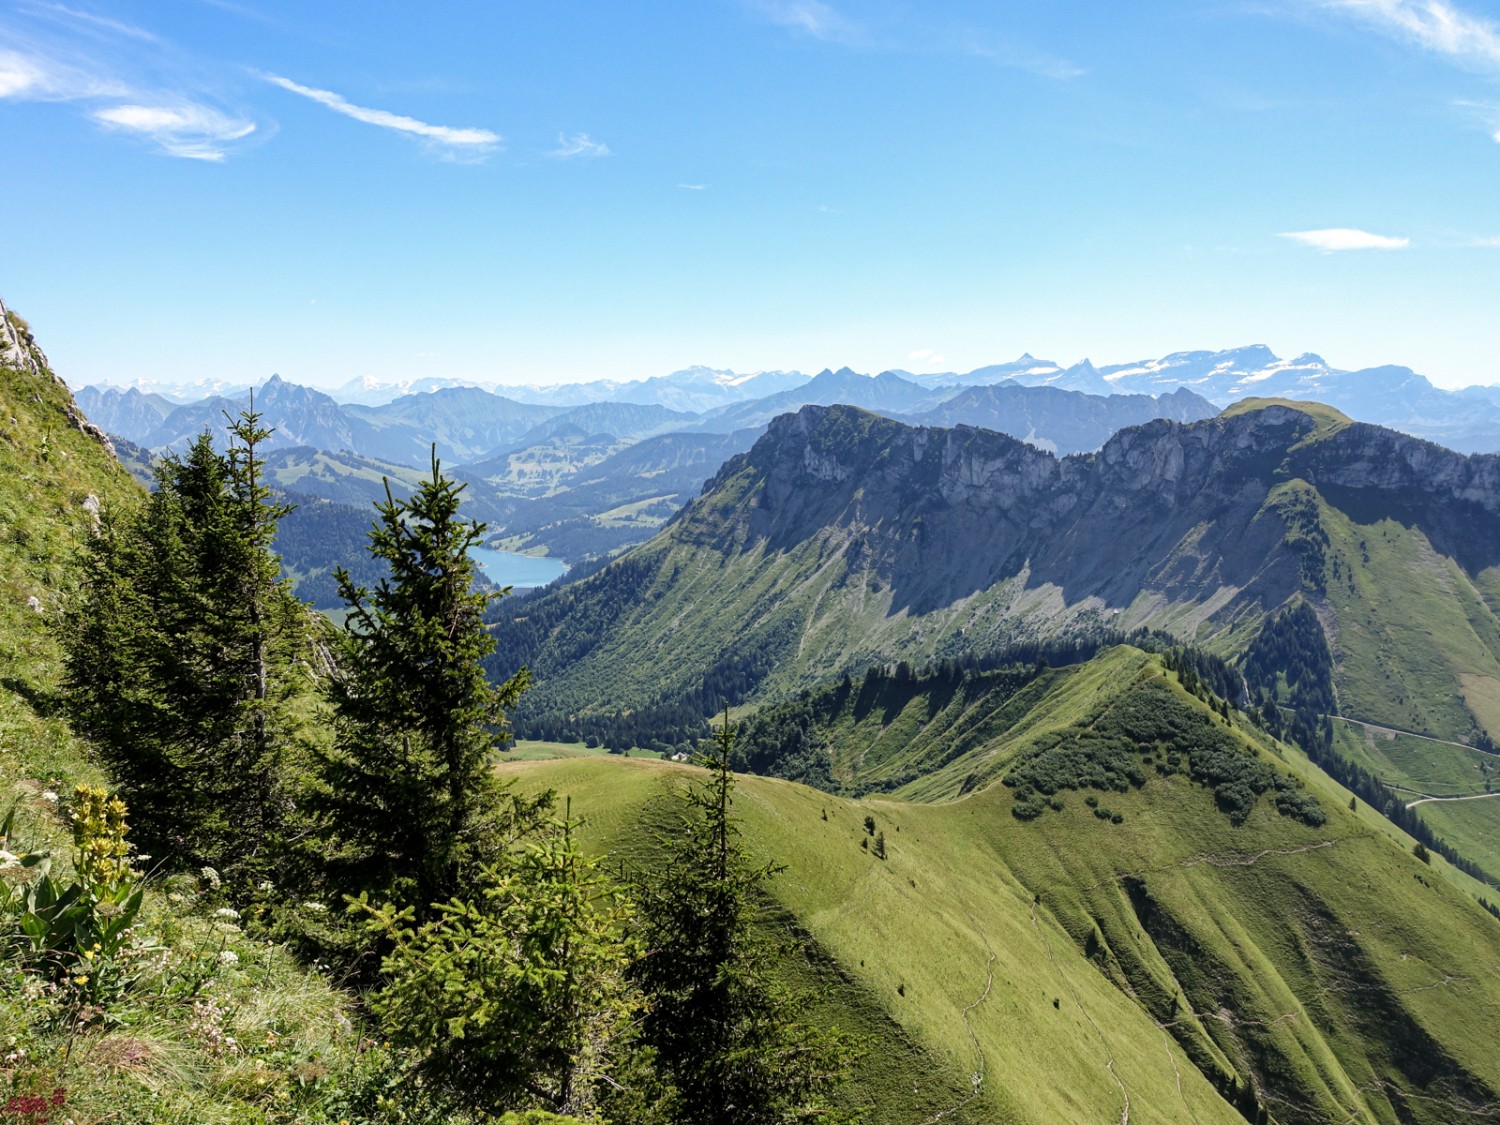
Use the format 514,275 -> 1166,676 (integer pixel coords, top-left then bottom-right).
708,402 -> 1500,542
1299,423 -> 1500,514
678,401 -> 1500,633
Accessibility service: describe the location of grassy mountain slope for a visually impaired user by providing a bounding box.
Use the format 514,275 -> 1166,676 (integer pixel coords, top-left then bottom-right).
0,305 -> 140,688
0,302 -> 383,1122
513,650 -> 1500,1123
491,401 -> 1500,877
262,445 -> 429,506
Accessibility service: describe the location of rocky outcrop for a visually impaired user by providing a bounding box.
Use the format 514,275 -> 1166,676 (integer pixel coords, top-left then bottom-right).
1,298 -> 117,460
727,401 -> 1500,532
0,298 -> 57,383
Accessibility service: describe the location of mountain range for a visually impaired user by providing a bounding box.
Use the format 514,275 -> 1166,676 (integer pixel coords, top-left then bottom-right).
74,369 -> 1226,572
80,343 -> 1500,453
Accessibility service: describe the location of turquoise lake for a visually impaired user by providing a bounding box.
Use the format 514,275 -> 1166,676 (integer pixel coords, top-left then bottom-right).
469,547 -> 569,589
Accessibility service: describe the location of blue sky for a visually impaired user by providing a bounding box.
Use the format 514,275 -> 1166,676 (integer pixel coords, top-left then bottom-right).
3,0 -> 1499,390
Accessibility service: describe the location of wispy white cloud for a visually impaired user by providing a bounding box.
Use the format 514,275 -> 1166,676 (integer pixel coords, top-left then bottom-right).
0,44 -> 124,100
908,347 -> 947,366
1279,227 -> 1411,250
26,2 -> 160,43
747,0 -> 1082,78
676,182 -> 708,190
91,101 -> 254,161
752,0 -> 858,42
0,48 -> 48,97
0,34 -> 254,159
1321,0 -> 1500,67
549,131 -> 610,158
263,73 -> 500,158
966,41 -> 1085,80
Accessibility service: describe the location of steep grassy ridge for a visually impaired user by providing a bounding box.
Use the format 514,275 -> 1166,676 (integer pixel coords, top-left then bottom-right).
510,756 -> 1248,1125
0,306 -> 139,690
515,671 -> 1500,1124
1312,491 -> 1500,743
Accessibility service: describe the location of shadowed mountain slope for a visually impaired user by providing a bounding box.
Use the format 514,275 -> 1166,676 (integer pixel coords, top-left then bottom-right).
490,401 -> 1500,755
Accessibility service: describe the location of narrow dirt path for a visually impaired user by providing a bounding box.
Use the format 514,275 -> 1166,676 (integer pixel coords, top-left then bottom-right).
912,936 -> 996,1125
1176,839 -> 1339,869
1331,715 -> 1489,755
1030,900 -> 1131,1125
1156,1024 -> 1202,1125
1405,791 -> 1500,809
919,949 -> 997,1125
1084,837 -> 1351,892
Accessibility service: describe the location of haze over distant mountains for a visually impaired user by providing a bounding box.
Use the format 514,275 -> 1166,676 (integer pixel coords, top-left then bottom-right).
78,344 -> 1500,455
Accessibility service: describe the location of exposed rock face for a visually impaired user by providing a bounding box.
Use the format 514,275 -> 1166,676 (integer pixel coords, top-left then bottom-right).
0,298 -> 117,460
0,298 -> 56,383
674,401 -> 1500,643
736,402 -> 1500,534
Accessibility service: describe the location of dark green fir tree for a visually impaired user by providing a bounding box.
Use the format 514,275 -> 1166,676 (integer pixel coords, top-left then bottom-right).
62,406 -> 306,880
313,449 -> 536,920
633,710 -> 860,1125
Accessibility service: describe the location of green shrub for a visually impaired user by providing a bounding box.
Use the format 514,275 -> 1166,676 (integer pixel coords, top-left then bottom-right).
1003,679 -> 1324,828
360,814 -> 640,1121
1,787 -> 146,1008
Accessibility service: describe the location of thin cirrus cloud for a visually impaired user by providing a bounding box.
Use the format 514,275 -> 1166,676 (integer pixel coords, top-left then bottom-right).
28,2 -> 162,44
263,73 -> 501,159
1279,228 -> 1411,251
1321,0 -> 1500,68
92,101 -> 256,161
0,38 -> 255,160
549,131 -> 610,159
748,0 -> 1082,79
751,0 -> 858,42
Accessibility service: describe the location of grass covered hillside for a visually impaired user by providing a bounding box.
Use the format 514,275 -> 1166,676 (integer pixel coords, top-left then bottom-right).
0,303 -> 140,691
0,302 -> 409,1122
514,647 -> 1500,1124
